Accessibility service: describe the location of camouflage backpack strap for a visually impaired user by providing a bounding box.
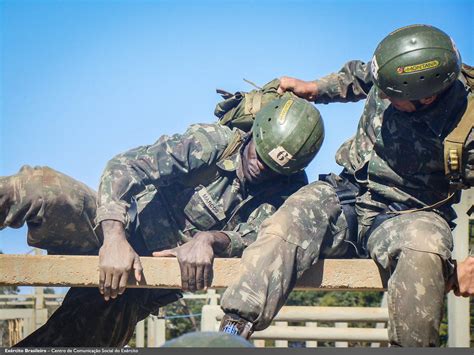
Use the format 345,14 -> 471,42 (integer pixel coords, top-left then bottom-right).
183,130 -> 245,188
461,63 -> 474,90
219,129 -> 245,161
215,78 -> 281,132
444,94 -> 474,191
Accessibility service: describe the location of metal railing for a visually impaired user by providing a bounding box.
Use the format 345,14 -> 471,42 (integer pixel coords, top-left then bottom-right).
201,305 -> 389,347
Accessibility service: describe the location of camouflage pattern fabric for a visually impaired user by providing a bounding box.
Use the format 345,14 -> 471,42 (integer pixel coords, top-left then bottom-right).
221,181 -> 354,330
0,166 -> 181,346
221,181 -> 454,346
312,60 -> 373,104
1,124 -> 306,347
367,211 -> 453,346
0,165 -> 102,255
96,123 -> 307,257
221,62 -> 472,346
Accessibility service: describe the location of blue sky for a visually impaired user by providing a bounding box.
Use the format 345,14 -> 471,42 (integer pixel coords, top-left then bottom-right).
1,0 -> 473,258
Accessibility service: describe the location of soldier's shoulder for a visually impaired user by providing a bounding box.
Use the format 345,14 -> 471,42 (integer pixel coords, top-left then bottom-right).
186,123 -> 242,144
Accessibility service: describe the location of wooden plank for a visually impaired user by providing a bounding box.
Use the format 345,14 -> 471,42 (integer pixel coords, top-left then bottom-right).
0,255 -> 387,290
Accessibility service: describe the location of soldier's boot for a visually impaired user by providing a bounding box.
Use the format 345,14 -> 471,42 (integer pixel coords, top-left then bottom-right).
219,313 -> 254,339
0,165 -> 102,254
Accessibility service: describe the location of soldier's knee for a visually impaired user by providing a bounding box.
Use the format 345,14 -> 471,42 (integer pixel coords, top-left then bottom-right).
260,181 -> 339,244
397,248 -> 444,278
401,212 -> 452,257
283,181 -> 336,207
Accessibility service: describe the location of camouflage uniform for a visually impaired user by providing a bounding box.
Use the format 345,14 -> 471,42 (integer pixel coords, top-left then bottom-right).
221,61 -> 473,346
1,123 -> 307,347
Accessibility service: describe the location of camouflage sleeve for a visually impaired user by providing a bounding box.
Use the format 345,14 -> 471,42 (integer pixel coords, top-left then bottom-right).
96,124 -> 234,225
314,60 -> 374,104
219,203 -> 278,257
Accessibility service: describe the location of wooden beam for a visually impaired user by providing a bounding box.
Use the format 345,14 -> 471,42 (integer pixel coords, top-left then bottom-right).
0,255 -> 387,290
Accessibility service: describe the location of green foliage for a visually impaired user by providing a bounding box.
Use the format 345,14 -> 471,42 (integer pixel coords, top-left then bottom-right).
43,288 -> 55,294
439,298 -> 448,347
0,285 -> 19,296
287,290 -> 383,308
162,293 -> 207,340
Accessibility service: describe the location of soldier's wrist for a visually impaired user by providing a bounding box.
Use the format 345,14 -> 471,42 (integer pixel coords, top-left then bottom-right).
213,231 -> 231,250
101,220 -> 127,243
307,81 -> 319,101
197,231 -> 231,254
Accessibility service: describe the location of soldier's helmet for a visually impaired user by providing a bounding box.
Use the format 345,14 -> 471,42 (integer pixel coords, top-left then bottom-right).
161,331 -> 254,347
370,24 -> 462,100
253,94 -> 324,175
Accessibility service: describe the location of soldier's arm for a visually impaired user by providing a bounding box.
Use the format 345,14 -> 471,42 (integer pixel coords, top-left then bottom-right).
152,202 -> 282,292
278,60 -> 373,104
96,124 -> 233,226
96,124 -> 232,299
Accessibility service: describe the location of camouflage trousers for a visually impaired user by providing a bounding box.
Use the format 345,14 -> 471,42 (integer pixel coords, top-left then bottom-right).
1,165 -> 181,347
220,180 -> 454,347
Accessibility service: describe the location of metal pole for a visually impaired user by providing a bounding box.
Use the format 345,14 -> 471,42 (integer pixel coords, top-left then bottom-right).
135,320 -> 145,347
448,189 -> 472,347
147,316 -> 156,347
207,289 -> 218,306
371,292 -> 388,348
33,249 -> 46,331
305,322 -> 318,348
335,322 -> 348,347
201,305 -> 221,332
274,321 -> 288,347
155,318 -> 166,347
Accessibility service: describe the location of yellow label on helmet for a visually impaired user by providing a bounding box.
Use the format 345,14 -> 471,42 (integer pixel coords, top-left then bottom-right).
278,99 -> 294,124
397,60 -> 440,74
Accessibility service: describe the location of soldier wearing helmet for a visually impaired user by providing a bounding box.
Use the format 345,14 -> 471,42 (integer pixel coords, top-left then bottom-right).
1,96 -> 324,346
219,24 -> 473,346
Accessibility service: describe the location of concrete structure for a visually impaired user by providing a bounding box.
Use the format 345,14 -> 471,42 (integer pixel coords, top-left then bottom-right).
0,256 -> 387,290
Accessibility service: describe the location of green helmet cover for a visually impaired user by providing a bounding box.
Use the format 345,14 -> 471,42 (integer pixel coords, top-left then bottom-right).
253,94 -> 324,175
371,24 -> 462,100
162,331 -> 254,347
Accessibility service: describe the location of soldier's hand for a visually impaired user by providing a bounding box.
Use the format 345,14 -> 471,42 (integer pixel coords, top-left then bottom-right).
447,257 -> 474,297
153,231 -> 230,292
277,76 -> 318,101
99,220 -> 143,301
